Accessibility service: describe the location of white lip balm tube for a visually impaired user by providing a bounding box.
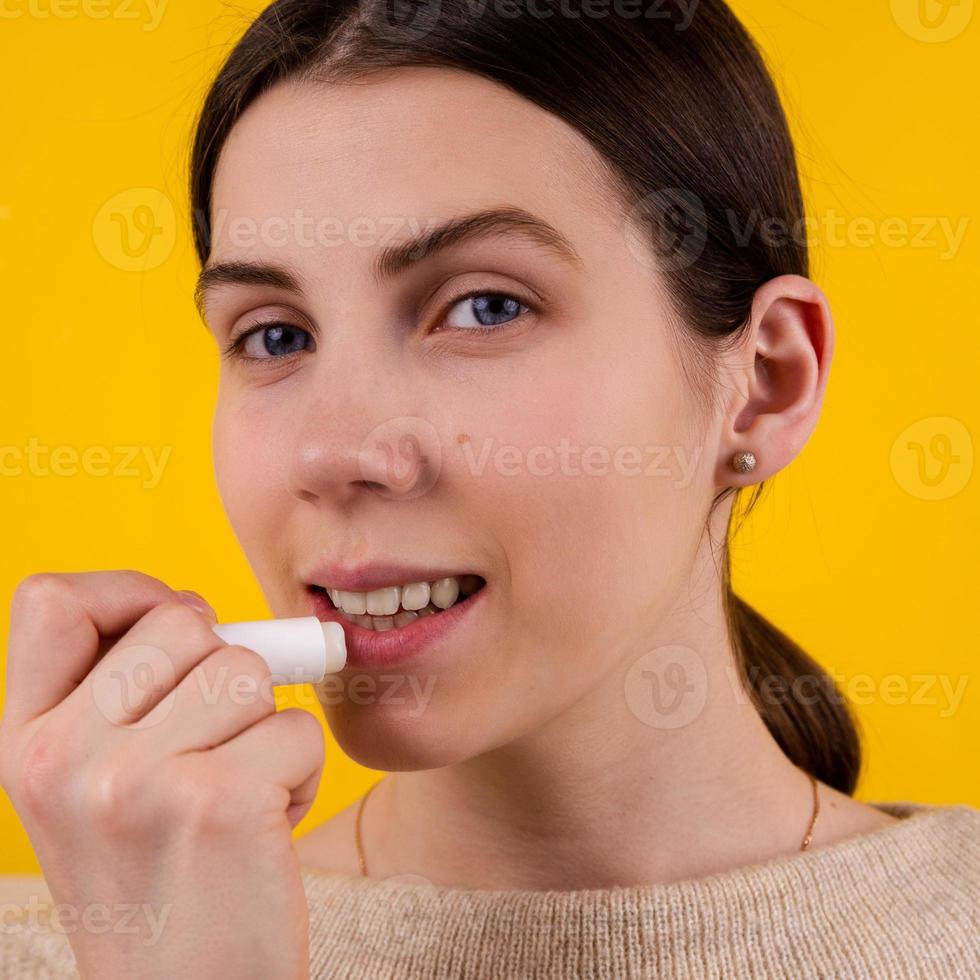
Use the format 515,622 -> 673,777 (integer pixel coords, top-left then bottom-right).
211,617 -> 346,685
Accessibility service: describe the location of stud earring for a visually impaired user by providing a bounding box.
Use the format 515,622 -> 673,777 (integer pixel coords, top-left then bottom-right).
731,450 -> 757,474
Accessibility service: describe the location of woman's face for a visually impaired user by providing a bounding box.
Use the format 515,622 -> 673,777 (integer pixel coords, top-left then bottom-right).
203,67 -> 719,769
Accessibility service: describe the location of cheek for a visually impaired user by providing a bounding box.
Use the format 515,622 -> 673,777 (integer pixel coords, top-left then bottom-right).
212,398 -> 285,546
474,346 -> 703,653
510,465 -> 687,652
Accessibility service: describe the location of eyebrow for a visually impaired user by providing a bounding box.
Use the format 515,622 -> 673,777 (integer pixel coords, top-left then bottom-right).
194,206 -> 582,319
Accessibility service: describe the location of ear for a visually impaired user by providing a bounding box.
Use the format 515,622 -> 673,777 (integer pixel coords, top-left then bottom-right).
715,274 -> 834,487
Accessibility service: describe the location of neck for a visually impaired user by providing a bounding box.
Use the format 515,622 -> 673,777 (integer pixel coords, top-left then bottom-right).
366,571 -> 819,891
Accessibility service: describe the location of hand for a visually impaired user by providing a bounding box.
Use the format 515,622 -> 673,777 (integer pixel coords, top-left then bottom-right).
0,571 -> 323,980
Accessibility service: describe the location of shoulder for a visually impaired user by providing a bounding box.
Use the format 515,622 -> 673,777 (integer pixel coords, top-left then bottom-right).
865,798 -> 980,874
863,800 -> 980,964
917,800 -> 980,898
879,798 -> 980,859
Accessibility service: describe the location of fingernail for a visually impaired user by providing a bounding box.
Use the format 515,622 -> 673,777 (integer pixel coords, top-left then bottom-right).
176,590 -> 217,620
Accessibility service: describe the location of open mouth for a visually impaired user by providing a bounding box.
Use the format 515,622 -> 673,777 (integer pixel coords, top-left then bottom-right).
308,574 -> 486,632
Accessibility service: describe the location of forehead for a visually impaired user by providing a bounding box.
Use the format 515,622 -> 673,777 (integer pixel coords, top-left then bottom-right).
209,66 -> 624,257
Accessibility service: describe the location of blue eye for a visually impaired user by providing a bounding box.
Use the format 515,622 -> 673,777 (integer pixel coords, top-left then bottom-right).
225,322 -> 313,361
444,292 -> 529,332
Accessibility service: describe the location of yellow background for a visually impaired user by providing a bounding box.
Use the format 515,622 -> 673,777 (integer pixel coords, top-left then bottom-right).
1,0 -> 977,873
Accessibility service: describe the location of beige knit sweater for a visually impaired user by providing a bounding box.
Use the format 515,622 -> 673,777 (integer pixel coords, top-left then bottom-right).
2,800 -> 978,978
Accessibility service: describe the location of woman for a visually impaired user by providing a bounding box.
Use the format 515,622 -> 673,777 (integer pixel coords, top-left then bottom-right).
2,0 -> 977,976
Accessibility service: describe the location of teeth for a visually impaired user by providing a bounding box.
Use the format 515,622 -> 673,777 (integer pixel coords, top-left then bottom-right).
337,590 -> 367,615
400,582 -> 430,610
342,602 -> 439,630
365,587 -> 400,616
322,574 -> 482,630
327,575 -> 476,616
430,577 -> 460,609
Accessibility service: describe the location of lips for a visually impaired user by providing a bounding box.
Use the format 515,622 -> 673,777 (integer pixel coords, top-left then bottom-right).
308,580 -> 487,670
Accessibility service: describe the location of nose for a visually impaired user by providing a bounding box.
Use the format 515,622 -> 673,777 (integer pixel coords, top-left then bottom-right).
286,384 -> 441,509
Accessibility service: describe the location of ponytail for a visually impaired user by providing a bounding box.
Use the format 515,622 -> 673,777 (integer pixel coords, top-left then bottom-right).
720,486 -> 862,795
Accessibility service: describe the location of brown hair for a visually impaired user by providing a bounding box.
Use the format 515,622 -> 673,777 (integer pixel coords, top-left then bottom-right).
189,0 -> 862,793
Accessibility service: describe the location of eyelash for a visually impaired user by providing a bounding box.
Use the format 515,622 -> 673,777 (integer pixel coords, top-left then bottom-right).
221,288 -> 535,363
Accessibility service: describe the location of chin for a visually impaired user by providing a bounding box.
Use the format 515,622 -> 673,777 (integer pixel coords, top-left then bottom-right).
320,700 -> 487,771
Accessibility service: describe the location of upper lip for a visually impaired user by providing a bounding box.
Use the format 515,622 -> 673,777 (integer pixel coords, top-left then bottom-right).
304,560 -> 483,594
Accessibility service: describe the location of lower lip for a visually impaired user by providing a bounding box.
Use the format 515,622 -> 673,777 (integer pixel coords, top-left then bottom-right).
308,585 -> 487,669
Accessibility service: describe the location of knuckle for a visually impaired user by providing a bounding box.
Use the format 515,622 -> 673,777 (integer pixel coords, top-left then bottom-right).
11,573 -> 70,618
140,599 -> 218,643
17,730 -> 72,816
86,756 -> 147,836
279,708 -> 325,756
210,644 -> 273,687
221,644 -> 273,678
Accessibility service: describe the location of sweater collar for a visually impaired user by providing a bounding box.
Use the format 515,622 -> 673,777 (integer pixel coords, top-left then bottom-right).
298,801 -> 978,978
299,800 -> 974,906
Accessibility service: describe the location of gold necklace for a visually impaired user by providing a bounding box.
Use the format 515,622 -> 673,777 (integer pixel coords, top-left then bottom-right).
355,770 -> 820,877
355,779 -> 380,878
800,769 -> 821,850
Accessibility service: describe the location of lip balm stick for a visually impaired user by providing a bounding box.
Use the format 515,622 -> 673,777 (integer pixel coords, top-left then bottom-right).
211,617 -> 346,685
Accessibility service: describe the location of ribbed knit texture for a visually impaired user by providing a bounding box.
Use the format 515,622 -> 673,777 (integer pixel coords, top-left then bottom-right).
2,800 -> 978,978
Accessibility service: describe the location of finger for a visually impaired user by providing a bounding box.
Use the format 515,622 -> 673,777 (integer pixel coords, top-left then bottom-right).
145,645 -> 278,753
207,708 -> 325,827
64,598 -> 224,729
4,571 -> 180,726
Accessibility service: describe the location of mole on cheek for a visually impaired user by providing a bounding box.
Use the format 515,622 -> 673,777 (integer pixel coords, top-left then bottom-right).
457,433 -> 471,444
